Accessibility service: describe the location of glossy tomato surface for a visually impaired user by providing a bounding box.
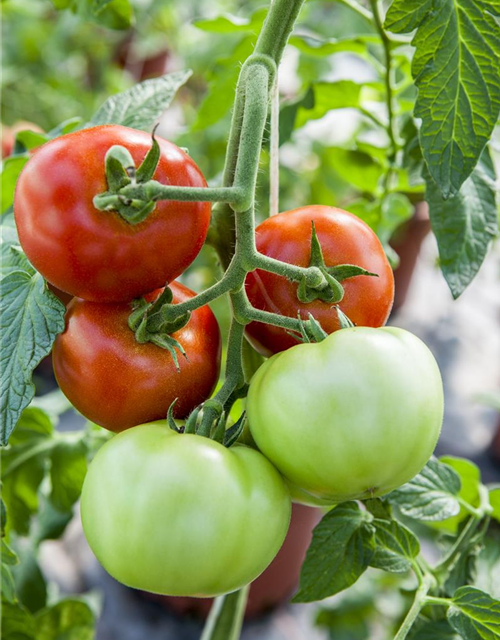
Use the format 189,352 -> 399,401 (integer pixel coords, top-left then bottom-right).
81,423 -> 291,597
247,327 -> 443,502
53,282 -> 221,431
245,206 -> 394,356
14,125 -> 211,302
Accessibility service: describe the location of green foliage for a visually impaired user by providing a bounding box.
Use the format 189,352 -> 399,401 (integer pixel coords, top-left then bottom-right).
90,70 -> 192,130
0,403 -> 107,633
50,0 -> 133,30
388,457 -> 462,520
293,502 -> 375,602
426,148 -> 498,299
1,2 -> 500,639
0,274 -> 66,446
1,598 -> 96,640
305,456 -> 500,638
1,158 -> 28,214
369,519 -> 420,573
385,0 -> 500,199
448,586 -> 500,639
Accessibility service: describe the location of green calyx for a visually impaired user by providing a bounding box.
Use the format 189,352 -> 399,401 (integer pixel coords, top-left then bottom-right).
296,222 -> 378,304
128,286 -> 191,371
169,397 -> 246,448
93,130 -> 161,225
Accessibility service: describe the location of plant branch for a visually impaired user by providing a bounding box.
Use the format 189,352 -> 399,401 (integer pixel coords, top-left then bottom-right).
201,585 -> 250,640
369,0 -> 399,196
94,184 -> 244,212
393,574 -> 433,640
269,70 -> 280,217
433,484 -> 492,577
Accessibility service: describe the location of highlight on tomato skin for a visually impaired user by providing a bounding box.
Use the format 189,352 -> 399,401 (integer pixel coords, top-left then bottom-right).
245,206 -> 395,357
80,423 -> 292,598
13,124 -> 212,303
52,281 -> 222,432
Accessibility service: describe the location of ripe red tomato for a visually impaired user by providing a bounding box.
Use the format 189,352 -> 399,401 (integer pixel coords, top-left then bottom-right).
245,206 -> 394,356
52,282 -> 221,432
14,125 -> 211,302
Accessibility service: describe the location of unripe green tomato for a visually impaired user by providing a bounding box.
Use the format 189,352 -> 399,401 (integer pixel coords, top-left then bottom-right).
247,327 -> 444,503
81,423 -> 291,597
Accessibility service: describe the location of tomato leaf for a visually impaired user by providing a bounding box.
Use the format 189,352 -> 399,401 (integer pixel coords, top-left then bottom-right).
0,217 -> 34,281
385,0 -> 500,198
447,586 -> 500,639
431,457 -> 481,534
411,620 -> 461,640
32,499 -> 73,544
443,527 -> 483,597
49,439 -> 87,512
388,457 -> 462,521
279,88 -> 314,145
1,536 -> 19,606
192,37 -> 255,132
289,33 -> 375,58
292,502 -> 375,603
50,0 -> 132,30
11,547 -> 47,613
426,147 -> 498,300
369,518 -> 420,573
1,563 -> 17,604
295,81 -> 377,128
475,533 -> 500,598
0,272 -> 65,445
1,408 -> 56,535
364,497 -> 393,520
90,70 -> 192,131
1,600 -> 36,640
193,8 -> 267,33
35,599 -> 96,640
1,156 -> 28,214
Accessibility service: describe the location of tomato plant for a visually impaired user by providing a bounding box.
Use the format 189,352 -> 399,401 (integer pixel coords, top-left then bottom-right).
14,125 -> 211,302
247,327 -> 444,502
81,422 -> 291,596
1,0 -> 499,639
246,206 -> 394,355
53,282 -> 222,431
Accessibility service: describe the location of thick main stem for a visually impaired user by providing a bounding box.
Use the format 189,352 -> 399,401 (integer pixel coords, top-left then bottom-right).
369,0 -> 398,198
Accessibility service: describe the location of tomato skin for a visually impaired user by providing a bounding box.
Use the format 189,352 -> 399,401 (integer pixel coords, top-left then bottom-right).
245,206 -> 394,356
14,125 -> 211,302
81,423 -> 291,597
52,282 -> 221,432
247,327 -> 443,502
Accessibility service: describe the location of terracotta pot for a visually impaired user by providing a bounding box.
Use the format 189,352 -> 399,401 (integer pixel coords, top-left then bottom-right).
115,37 -> 170,82
144,503 -> 321,619
390,202 -> 431,313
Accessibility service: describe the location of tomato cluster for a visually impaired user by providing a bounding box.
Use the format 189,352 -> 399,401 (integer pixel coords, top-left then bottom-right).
14,125 -> 444,599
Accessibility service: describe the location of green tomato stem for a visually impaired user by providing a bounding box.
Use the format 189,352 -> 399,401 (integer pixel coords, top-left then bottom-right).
433,483 -> 491,578
368,0 -> 400,203
93,185 -> 245,212
393,574 -> 433,640
201,585 -> 250,640
424,595 -> 452,607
